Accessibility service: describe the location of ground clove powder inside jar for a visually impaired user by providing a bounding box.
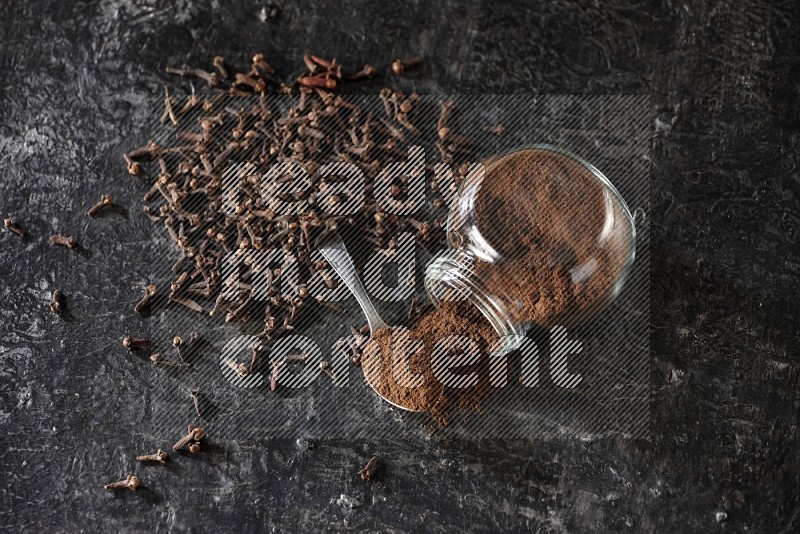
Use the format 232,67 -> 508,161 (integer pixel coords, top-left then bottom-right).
471,148 -> 631,325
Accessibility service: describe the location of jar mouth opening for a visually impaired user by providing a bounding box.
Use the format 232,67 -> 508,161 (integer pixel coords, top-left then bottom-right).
425,255 -> 524,340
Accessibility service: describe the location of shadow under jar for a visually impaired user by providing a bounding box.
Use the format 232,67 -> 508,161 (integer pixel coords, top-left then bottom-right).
425,145 -> 636,343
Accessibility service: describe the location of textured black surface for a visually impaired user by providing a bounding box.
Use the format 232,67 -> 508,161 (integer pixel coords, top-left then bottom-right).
1,0 -> 799,532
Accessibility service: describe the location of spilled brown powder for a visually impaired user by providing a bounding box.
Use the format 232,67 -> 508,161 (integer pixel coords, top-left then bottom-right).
362,302 -> 497,425
472,148 -> 631,325
365,326 -> 442,412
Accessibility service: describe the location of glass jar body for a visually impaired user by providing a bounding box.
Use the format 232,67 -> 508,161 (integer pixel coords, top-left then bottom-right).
425,145 -> 636,340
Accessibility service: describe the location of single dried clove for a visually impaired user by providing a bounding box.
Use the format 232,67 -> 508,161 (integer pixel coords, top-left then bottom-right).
49,290 -> 64,313
165,66 -> 219,87
123,153 -> 141,175
297,74 -> 337,90
212,56 -> 229,79
3,218 -> 24,237
225,356 -> 250,377
134,284 -> 157,313
170,295 -> 204,313
103,474 -> 141,491
86,194 -> 115,217
358,456 -> 380,481
315,296 -> 347,314
172,335 -> 187,361
161,85 -> 178,125
284,353 -> 309,364
172,425 -> 205,451
234,72 -> 266,93
135,449 -> 169,463
149,352 -> 188,368
249,341 -> 266,373
252,53 -> 276,75
391,57 -> 422,76
346,64 -> 377,80
122,335 -> 154,352
319,360 -> 334,379
49,234 -> 78,249
437,100 -> 454,140
188,441 -> 202,455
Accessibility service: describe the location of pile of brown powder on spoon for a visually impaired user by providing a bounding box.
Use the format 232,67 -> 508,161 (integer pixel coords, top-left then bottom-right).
362,302 -> 497,426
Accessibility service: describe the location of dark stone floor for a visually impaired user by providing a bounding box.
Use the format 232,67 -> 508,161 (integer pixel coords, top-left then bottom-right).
0,0 -> 798,531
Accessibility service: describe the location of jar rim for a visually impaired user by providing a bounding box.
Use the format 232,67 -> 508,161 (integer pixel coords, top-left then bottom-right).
424,252 -> 526,339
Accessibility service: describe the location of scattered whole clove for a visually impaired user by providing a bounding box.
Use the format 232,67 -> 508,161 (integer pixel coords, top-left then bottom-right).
103,474 -> 141,491
135,449 -> 169,463
49,290 -> 64,313
358,456 -> 380,481
319,360 -> 334,379
212,56 -> 229,79
86,194 -> 115,217
123,154 -> 140,175
49,234 -> 78,249
172,425 -> 205,452
284,353 -> 309,364
122,335 -> 154,351
252,53 -> 276,75
172,335 -> 186,361
347,64 -> 377,80
134,284 -> 157,313
149,352 -> 188,368
3,218 -> 24,237
391,57 -> 422,76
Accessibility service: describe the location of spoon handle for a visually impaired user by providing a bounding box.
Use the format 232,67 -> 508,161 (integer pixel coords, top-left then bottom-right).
318,235 -> 388,334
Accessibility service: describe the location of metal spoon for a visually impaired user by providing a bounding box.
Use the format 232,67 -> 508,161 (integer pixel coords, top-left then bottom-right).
318,235 -> 424,412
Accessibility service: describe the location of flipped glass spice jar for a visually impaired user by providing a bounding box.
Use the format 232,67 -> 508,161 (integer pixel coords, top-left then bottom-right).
425,145 -> 636,341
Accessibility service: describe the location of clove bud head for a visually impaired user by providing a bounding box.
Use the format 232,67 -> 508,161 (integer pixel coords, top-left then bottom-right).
189,426 -> 205,441
391,59 -> 405,75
